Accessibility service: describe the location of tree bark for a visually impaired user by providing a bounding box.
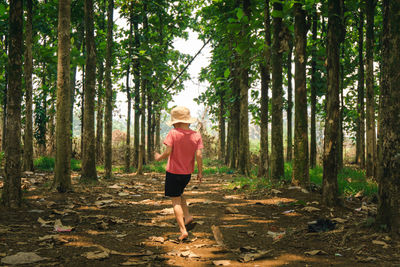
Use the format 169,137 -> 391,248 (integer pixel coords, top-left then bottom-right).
310,7 -> 318,169
356,10 -> 365,168
271,1 -> 284,179
365,0 -> 376,178
376,0 -> 400,237
2,0 -> 23,208
104,0 -> 114,179
322,0 -> 341,206
292,2 -> 309,188
258,0 -> 270,178
54,0 -> 72,192
286,34 -> 293,163
23,0 -> 34,171
133,17 -> 140,168
218,91 -> 226,161
229,57 -> 240,169
238,0 -> 251,176
146,93 -> 152,163
81,0 -> 97,181
125,15 -> 132,173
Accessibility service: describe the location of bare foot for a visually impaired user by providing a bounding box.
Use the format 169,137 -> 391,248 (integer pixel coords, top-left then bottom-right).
178,232 -> 188,241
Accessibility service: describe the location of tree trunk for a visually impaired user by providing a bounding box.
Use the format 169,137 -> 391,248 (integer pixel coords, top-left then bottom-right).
292,2 -> 309,188
1,35 -> 7,151
376,0 -> 400,237
356,10 -> 365,168
238,0 -> 251,176
23,0 -> 34,171
133,17 -> 140,168
365,0 -> 376,178
218,92 -> 225,161
125,16 -> 132,172
271,1 -> 284,180
225,117 -> 231,166
104,0 -> 114,179
146,93 -> 152,163
310,7 -> 318,169
125,69 -> 131,172
96,63 -> 104,164
155,110 -> 161,153
338,46 -> 344,170
140,79 -> 146,170
2,0 -> 23,208
322,0 -> 341,206
54,0 -> 72,192
81,0 -> 97,181
286,34 -> 293,163
258,0 -> 270,178
229,58 -> 240,169
95,0 -> 105,164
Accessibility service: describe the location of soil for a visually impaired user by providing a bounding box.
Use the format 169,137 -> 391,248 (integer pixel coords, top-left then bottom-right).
1,171 -> 399,266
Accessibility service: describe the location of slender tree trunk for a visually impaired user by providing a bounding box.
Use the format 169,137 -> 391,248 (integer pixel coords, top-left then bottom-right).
125,71 -> 131,172
125,16 -> 132,172
1,35 -> 7,151
2,0 -> 23,208
310,8 -> 318,169
23,0 -> 34,171
229,58 -> 240,169
54,0 -> 72,192
292,2 -> 309,187
258,0 -> 270,178
338,46 -> 344,170
286,35 -> 293,162
238,0 -> 251,176
81,0 -> 97,181
218,92 -> 225,161
155,110 -> 160,153
96,63 -> 104,163
133,18 -> 140,168
96,0 -> 105,164
104,0 -> 114,179
376,0 -> 400,237
322,0 -> 341,206
225,116 -> 231,166
365,0 -> 376,178
271,1 -> 284,180
140,79 -> 146,170
356,10 -> 365,168
80,66 -> 84,156
146,93 -> 152,163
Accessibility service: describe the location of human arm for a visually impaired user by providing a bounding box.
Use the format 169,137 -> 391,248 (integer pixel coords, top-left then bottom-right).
196,149 -> 203,182
154,145 -> 172,161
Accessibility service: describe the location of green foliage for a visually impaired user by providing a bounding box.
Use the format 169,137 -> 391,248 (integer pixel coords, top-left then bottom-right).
34,157 -> 55,171
34,157 -> 82,172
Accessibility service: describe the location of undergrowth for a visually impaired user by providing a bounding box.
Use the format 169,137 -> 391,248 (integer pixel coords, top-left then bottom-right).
228,162 -> 377,197
34,156 -> 81,171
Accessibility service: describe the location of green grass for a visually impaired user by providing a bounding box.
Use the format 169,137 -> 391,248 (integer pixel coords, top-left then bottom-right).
227,162 -> 377,197
34,156 -> 82,172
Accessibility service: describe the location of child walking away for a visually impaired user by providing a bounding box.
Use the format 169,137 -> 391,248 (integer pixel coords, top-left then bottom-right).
154,106 -> 203,242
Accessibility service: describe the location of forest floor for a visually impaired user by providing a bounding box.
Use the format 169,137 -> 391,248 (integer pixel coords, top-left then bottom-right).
1,170 -> 400,266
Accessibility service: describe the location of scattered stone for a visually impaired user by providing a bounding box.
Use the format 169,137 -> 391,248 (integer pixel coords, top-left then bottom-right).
213,260 -> 231,266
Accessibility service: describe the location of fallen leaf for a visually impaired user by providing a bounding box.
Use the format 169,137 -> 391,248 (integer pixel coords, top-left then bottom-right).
372,240 -> 389,248
108,184 -> 122,189
213,260 -> 231,266
82,250 -> 109,260
270,189 -> 282,194
302,206 -> 321,212
247,231 -> 256,237
149,236 -> 165,243
332,218 -> 347,223
54,219 -> 73,232
158,208 -> 174,215
37,217 -> 53,227
118,192 -> 130,197
225,207 -> 239,214
239,250 -> 272,262
305,250 -> 327,256
267,231 -> 285,241
1,252 -> 48,265
180,250 -> 200,258
211,225 -> 225,247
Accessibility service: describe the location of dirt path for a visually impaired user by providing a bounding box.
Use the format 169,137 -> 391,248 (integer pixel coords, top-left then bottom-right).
0,171 -> 399,266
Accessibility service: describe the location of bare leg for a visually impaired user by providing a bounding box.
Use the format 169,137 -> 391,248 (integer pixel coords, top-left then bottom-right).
171,196 -> 188,240
180,195 -> 193,224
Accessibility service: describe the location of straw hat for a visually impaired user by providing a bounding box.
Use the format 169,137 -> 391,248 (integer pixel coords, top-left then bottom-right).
166,106 -> 197,126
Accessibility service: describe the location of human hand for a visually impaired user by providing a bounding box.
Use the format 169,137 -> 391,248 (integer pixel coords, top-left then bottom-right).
197,173 -> 203,183
154,152 -> 161,161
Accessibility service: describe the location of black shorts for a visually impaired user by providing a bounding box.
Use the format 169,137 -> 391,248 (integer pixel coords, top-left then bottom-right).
165,171 -> 191,197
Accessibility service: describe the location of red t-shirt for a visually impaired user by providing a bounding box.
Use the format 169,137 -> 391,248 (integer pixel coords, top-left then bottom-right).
163,128 -> 203,174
